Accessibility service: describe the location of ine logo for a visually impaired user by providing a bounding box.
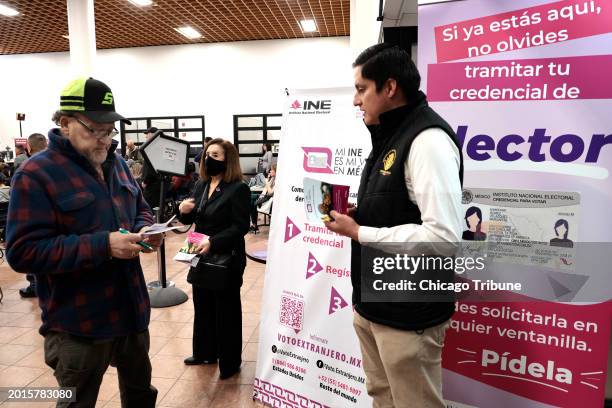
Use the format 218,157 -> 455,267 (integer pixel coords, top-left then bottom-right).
289,99 -> 332,114
301,147 -> 334,174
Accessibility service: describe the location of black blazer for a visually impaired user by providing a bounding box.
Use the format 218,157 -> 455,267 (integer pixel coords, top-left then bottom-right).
178,179 -> 251,286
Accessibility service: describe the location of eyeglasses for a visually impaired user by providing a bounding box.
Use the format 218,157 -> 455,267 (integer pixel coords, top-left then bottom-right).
75,118 -> 118,140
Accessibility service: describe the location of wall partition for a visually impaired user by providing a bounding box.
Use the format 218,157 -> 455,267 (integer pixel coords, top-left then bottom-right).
120,115 -> 205,159
233,113 -> 281,175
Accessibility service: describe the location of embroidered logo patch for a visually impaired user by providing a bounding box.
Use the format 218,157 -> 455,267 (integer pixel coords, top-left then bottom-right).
379,149 -> 397,176
101,92 -> 114,105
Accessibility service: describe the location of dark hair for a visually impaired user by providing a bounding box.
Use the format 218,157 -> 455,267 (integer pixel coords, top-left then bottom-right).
0,174 -> 6,185
554,219 -> 569,239
199,138 -> 243,183
27,133 -> 47,154
186,162 -> 196,173
353,43 -> 421,100
465,206 -> 483,231
204,137 -> 213,143
15,145 -> 25,153
263,143 -> 272,152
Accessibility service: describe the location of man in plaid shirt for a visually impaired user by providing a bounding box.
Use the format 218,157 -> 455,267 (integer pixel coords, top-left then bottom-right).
6,77 -> 162,407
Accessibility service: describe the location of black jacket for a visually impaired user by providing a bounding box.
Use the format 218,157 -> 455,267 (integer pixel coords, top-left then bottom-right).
141,160 -> 161,207
178,179 -> 250,287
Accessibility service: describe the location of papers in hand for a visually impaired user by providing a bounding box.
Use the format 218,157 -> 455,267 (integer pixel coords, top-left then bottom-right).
173,232 -> 209,264
303,177 -> 350,223
141,215 -> 182,235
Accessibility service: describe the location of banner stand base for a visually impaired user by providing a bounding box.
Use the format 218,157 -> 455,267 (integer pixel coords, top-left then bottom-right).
147,280 -> 175,289
149,286 -> 188,308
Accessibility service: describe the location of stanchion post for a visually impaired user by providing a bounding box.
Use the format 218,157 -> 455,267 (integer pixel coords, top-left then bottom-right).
157,176 -> 168,288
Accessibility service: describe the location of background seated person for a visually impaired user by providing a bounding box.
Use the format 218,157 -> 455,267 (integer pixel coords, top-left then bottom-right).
0,164 -> 11,185
0,174 -> 10,202
258,143 -> 273,176
129,161 -> 143,183
249,164 -> 276,233
125,139 -> 142,162
170,162 -> 197,201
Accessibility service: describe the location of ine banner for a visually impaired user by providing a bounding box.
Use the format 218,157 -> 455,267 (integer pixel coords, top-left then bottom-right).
254,88 -> 372,407
419,0 -> 612,407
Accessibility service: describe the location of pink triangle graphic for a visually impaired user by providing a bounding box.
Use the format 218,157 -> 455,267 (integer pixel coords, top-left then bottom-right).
284,217 -> 301,243
306,252 -> 324,279
328,286 -> 348,315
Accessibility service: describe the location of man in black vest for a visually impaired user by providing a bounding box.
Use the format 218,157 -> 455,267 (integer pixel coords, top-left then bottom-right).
326,44 -> 463,407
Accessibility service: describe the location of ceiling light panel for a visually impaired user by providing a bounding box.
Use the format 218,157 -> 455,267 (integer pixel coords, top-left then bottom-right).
174,26 -> 202,39
300,19 -> 317,32
0,3 -> 19,16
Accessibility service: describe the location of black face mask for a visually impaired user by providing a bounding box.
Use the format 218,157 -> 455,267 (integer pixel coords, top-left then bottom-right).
205,156 -> 226,176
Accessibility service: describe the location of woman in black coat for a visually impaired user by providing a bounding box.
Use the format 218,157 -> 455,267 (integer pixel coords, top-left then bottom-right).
178,138 -> 250,379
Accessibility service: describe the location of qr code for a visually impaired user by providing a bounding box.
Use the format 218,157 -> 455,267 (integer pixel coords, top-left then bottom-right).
279,295 -> 304,331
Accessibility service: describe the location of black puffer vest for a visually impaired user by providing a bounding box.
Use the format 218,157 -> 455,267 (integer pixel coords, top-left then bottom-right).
352,92 -> 463,330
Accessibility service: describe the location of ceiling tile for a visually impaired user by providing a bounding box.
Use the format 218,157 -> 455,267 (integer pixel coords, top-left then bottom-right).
0,0 -> 350,55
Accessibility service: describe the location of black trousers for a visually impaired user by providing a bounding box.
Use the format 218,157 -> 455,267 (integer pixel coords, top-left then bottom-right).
250,192 -> 259,226
192,285 -> 242,374
44,330 -> 157,408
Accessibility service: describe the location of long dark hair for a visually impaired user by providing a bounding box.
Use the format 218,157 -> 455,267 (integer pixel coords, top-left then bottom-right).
465,206 -> 487,240
554,219 -> 569,239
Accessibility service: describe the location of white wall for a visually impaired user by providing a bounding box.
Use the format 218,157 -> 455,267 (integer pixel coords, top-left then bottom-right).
0,36 -> 352,148
350,0 -> 383,58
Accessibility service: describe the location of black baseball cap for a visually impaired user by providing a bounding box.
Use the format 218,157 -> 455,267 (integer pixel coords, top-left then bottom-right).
144,127 -> 159,134
59,77 -> 131,124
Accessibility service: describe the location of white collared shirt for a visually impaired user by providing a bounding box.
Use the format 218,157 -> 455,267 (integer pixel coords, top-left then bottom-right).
358,127 -> 463,255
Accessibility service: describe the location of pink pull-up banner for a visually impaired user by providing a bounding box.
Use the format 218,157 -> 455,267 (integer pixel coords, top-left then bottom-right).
420,0 -> 612,406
